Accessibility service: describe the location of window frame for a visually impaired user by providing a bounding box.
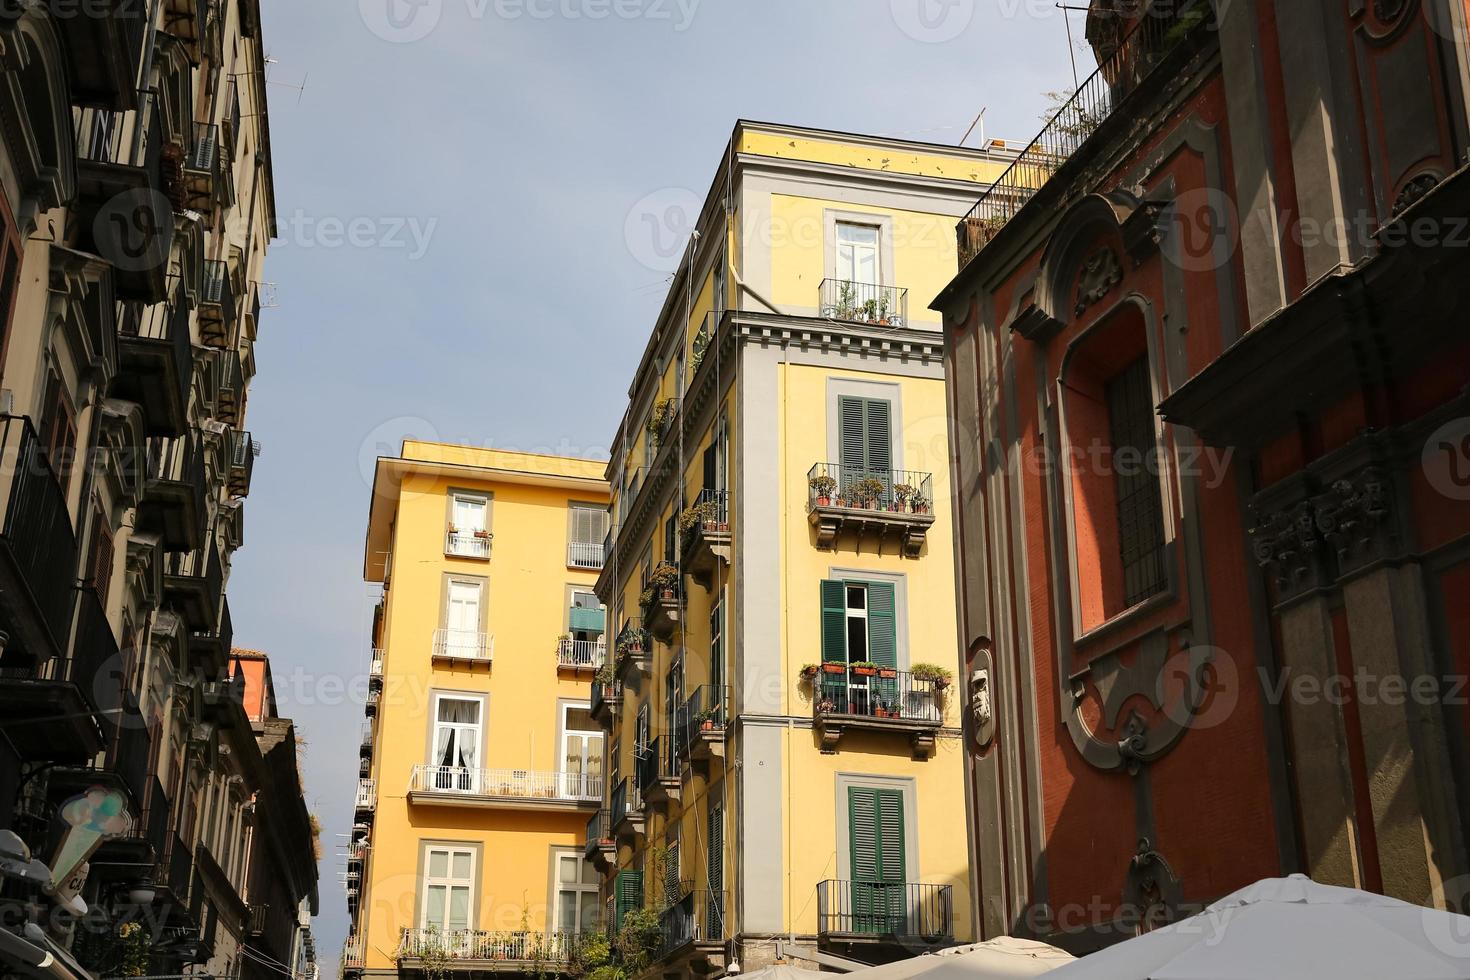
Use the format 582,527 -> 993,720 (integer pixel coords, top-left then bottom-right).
418,842 -> 479,932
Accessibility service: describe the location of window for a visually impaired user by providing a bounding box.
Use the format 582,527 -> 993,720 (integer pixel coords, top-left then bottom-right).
709,598 -> 724,693
421,845 -> 475,931
635,704 -> 650,760
568,503 -> 607,569
560,703 -> 603,799
446,492 -> 490,558
662,826 -> 681,904
85,504 -> 115,610
706,795 -> 725,936
613,869 -> 643,931
39,371 -> 76,490
847,787 -> 906,934
838,396 -> 893,496
836,222 -> 880,286
567,589 -> 604,644
440,578 -> 485,659
0,192 -> 22,385
554,851 -> 600,936
820,580 -> 899,714
1106,357 -> 1167,607
429,694 -> 483,792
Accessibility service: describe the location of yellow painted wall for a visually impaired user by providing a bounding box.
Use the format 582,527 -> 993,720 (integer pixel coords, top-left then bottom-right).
738,130 -> 1009,185
765,194 -> 960,326
361,447 -> 608,969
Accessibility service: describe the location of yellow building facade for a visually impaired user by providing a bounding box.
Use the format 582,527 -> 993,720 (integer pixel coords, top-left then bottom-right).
346,443 -> 611,978
593,122 -> 1014,976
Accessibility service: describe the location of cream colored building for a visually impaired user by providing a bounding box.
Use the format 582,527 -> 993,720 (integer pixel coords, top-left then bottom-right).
592,121 -> 1015,976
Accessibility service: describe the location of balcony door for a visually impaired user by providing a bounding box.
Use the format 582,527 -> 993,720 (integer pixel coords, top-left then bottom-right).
848,787 -> 906,935
431,695 -> 482,793
554,851 -> 600,938
448,492 -> 488,557
820,579 -> 899,715
838,396 -> 893,501
836,221 -> 879,287
560,703 -> 603,800
444,579 -> 483,659
421,845 -> 476,934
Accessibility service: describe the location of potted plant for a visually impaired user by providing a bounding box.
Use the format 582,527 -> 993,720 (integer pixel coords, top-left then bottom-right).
473,529 -> 492,540
911,663 -> 954,689
852,477 -> 887,510
594,663 -> 615,686
697,707 -> 720,731
799,663 -> 820,680
876,291 -> 892,325
446,523 -> 459,535
911,493 -> 931,515
894,484 -> 916,512
862,298 -> 879,321
850,661 -> 879,677
818,697 -> 836,713
648,562 -> 680,599
821,662 -> 846,675
877,665 -> 898,679
837,280 -> 858,319
809,473 -> 837,506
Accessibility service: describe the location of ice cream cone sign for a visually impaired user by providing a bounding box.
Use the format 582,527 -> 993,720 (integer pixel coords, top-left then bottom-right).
50,787 -> 131,889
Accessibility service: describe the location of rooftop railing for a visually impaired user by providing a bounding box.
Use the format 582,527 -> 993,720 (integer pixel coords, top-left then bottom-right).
957,1 -> 1215,266
819,279 -> 908,327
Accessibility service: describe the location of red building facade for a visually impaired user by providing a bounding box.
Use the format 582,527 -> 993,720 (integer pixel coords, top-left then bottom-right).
935,0 -> 1470,951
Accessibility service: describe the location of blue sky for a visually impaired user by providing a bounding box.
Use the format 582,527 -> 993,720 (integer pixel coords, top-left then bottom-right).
240,0 -> 1089,960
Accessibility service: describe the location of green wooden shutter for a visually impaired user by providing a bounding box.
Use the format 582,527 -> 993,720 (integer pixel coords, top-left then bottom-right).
865,400 -> 893,476
838,397 -> 867,485
709,601 -> 724,692
848,787 -> 906,934
866,582 -> 897,669
707,797 -> 724,936
615,870 -> 643,929
821,580 -> 847,664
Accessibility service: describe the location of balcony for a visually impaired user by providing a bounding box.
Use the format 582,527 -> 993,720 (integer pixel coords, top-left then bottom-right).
58,0 -> 146,109
190,596 -> 233,674
584,809 -> 615,869
407,766 -> 601,811
956,3 -> 1215,268
365,675 -> 382,717
0,592 -> 110,763
610,777 -> 644,843
216,349 -> 243,426
676,685 -> 727,773
639,567 -> 683,642
445,527 -> 492,559
162,0 -> 208,61
164,537 -> 223,632
229,430 -> 256,497
613,621 -> 651,682
657,889 -> 727,972
806,463 -> 935,558
432,628 -> 493,667
341,938 -> 365,971
137,432 -> 207,552
638,737 -> 680,812
183,123 -> 222,211
568,540 -> 603,570
355,778 -> 377,817
370,651 -> 384,676
557,637 -> 606,671
73,95 -> 172,302
590,677 -> 622,727
202,674 -> 247,730
811,665 -> 943,759
199,259 -> 236,348
154,833 -> 195,908
816,880 -> 953,947
681,489 -> 730,589
397,929 -> 587,972
819,280 -> 909,327
360,722 -> 374,758
0,416 -> 81,660
114,296 -> 191,437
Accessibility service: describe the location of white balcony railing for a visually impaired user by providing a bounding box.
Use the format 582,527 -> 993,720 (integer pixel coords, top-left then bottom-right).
409,765 -> 602,802
432,629 -> 493,663
567,541 -> 603,569
355,778 -> 376,809
342,939 -> 365,969
556,638 -> 606,669
397,929 -> 585,965
445,529 -> 492,559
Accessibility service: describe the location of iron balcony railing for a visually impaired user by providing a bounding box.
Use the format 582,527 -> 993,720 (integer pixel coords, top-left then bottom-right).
816,880 -> 953,940
156,833 -> 193,900
658,889 -> 726,958
200,259 -> 235,345
360,722 -> 373,755
408,765 -> 602,802
676,685 -> 727,751
118,287 -> 192,432
557,637 -> 606,669
432,628 -> 493,663
355,778 -> 376,810
637,736 -> 674,789
229,429 -> 255,497
819,279 -> 909,327
73,587 -> 121,717
568,540 -> 603,569
610,777 -> 642,826
585,810 -> 613,850
957,1 -> 1215,265
812,666 -> 941,723
0,416 -> 80,655
683,488 -> 729,544
591,677 -> 620,718
397,929 -> 586,965
445,528 -> 492,559
807,462 -> 934,514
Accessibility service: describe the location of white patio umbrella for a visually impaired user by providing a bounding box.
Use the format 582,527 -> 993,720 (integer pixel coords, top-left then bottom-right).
1043,874 -> 1470,980
846,938 -> 1075,980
